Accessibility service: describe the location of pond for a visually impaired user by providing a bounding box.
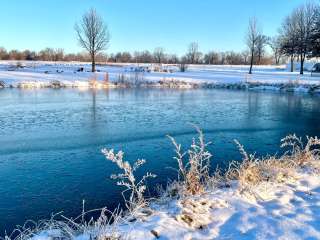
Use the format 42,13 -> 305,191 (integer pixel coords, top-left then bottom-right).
0,88 -> 320,234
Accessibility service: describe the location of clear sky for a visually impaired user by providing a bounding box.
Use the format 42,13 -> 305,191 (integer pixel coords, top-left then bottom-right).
0,0 -> 308,56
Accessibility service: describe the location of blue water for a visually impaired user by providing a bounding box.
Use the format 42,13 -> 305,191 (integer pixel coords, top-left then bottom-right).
0,88 -> 320,234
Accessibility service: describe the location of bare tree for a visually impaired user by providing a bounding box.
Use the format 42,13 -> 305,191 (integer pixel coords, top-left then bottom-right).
241,50 -> 250,64
114,52 -> 132,63
53,48 -> 64,61
186,42 -> 202,64
279,15 -> 298,72
268,36 -> 282,65
0,47 -> 8,60
153,47 -> 165,63
204,51 -> 219,64
311,6 -> 320,57
39,48 -> 55,61
75,8 -> 110,72
23,50 -> 37,61
167,54 -> 179,64
8,50 -> 24,60
293,2 -> 318,74
134,50 -> 153,63
246,17 -> 260,74
255,34 -> 268,64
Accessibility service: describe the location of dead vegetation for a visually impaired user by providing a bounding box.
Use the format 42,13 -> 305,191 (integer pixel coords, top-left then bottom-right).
223,134 -> 320,194
3,207 -> 124,240
101,149 -> 156,215
167,125 -> 212,195
280,134 -> 320,167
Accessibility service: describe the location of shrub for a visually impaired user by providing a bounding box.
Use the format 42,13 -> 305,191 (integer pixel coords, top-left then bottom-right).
179,63 -> 188,72
16,62 -> 23,68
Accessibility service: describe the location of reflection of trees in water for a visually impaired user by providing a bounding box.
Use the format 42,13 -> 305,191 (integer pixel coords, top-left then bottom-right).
247,92 -> 260,116
90,89 -> 110,127
116,88 -> 126,99
247,91 -> 306,119
88,89 -> 320,138
249,92 -> 320,133
111,88 -> 190,104
246,91 -> 320,134
178,90 -> 186,106
88,89 -> 113,141
91,89 -> 97,121
271,94 -> 305,118
88,89 -> 98,132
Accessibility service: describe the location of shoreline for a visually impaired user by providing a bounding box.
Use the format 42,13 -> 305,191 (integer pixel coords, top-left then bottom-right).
1,80 -> 320,95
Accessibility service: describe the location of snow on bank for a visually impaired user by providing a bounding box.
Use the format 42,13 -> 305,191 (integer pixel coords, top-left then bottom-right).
26,168 -> 320,240
128,171 -> 320,239
1,61 -> 320,91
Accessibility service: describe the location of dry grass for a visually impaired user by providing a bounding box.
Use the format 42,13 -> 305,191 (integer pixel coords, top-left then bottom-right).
3,207 -> 124,240
225,140 -> 263,188
281,134 -> 320,167
223,134 -> 320,193
168,125 -> 212,195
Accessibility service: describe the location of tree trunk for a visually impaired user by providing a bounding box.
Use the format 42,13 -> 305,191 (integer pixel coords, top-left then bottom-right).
275,53 -> 280,65
249,50 -> 254,74
299,54 -> 304,75
91,54 -> 96,72
290,55 -> 294,72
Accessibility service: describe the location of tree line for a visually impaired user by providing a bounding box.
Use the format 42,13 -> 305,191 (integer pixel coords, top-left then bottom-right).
0,44 -> 272,65
0,47 -> 108,62
108,45 -> 274,65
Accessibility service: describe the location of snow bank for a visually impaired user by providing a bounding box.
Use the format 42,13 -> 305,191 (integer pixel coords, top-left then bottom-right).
1,61 -> 320,91
124,170 -> 320,239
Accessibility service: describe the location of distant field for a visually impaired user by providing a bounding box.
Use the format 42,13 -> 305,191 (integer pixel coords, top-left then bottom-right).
0,61 -> 319,88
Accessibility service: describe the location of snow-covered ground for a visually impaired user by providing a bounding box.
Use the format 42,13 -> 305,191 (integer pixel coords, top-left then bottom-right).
125,170 -> 320,240
1,61 -> 320,90
27,168 -> 320,240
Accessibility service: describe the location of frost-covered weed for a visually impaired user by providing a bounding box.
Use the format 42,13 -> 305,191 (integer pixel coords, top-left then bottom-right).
225,134 -> 320,193
3,207 -> 124,240
225,140 -> 263,189
281,134 -> 320,166
168,126 -> 212,195
102,149 -> 156,213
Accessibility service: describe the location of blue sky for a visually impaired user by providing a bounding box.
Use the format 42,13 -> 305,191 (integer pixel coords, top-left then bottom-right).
0,0 -> 308,55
